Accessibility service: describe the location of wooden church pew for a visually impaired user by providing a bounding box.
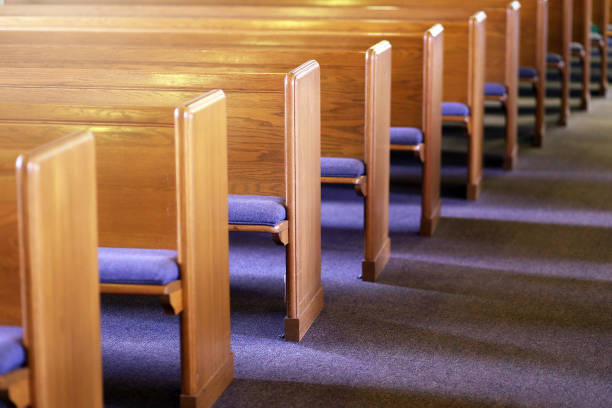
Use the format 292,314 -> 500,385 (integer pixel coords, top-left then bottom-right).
0,14 -> 480,200
0,65 -> 322,344
0,90 -> 235,406
573,0 -> 593,109
548,0 -> 573,125
0,28 -> 444,236
0,2 -> 517,170
0,43 -> 399,280
0,131 -> 103,408
592,0 -> 609,95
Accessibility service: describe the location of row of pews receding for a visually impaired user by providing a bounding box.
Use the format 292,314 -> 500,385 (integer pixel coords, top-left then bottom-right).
0,0 -> 609,407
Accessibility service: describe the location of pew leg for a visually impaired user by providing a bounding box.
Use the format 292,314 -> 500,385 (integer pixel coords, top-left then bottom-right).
179,354 -> 234,408
502,96 -> 518,171
534,75 -> 546,148
283,223 -> 323,342
466,119 -> 483,201
420,129 -> 442,236
559,64 -> 570,126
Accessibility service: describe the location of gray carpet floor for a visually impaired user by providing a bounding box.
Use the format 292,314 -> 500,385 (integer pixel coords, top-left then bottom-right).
100,84 -> 612,407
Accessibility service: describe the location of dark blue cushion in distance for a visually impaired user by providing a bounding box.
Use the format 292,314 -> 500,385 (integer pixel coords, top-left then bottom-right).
98,248 -> 179,285
519,66 -> 538,79
321,157 -> 365,178
547,53 -> 563,64
228,195 -> 286,226
570,42 -> 584,52
0,326 -> 25,375
442,102 -> 470,117
390,127 -> 424,145
484,82 -> 506,96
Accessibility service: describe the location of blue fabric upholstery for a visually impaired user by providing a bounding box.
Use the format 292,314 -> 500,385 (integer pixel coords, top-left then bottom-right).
442,102 -> 470,117
608,37 -> 612,48
570,42 -> 584,52
590,32 -> 602,42
321,157 -> 365,178
390,127 -> 424,146
0,326 -> 25,376
484,82 -> 506,96
519,66 -> 538,79
228,195 -> 286,226
98,248 -> 179,285
547,53 -> 563,64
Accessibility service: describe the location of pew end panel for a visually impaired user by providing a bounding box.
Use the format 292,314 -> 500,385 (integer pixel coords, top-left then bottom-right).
503,1 -> 521,169
175,90 -> 233,407
574,0 -> 592,110
421,25 -> 444,237
361,40 -> 391,282
284,61 -> 323,342
16,130 -> 103,408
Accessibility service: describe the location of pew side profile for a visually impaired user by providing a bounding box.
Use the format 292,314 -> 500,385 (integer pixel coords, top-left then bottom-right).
548,0 -> 573,125
592,0 -> 609,95
0,42 -> 399,280
573,0 -> 593,109
0,15 -> 476,199
0,28 -> 443,237
0,131 -> 103,408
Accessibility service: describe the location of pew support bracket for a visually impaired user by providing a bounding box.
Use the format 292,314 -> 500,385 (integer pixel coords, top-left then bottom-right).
230,220 -> 289,246
321,175 -> 368,197
100,280 -> 183,315
0,368 -> 30,408
390,143 -> 425,163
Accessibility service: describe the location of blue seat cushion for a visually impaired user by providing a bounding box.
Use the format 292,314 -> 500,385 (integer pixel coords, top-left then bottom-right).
547,53 -> 563,64
390,127 -> 424,146
590,32 -> 602,42
320,157 -> 365,178
484,82 -> 506,96
519,66 -> 538,79
0,326 -> 25,376
570,42 -> 584,52
228,195 -> 286,226
98,247 -> 179,285
608,37 -> 612,48
442,102 -> 470,117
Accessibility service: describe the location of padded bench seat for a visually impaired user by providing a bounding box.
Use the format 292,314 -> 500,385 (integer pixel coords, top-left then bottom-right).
0,326 -> 25,376
441,102 -> 470,117
390,127 -> 424,146
228,194 -> 286,227
484,82 -> 507,97
547,53 -> 563,64
98,247 -> 179,285
519,66 -> 538,79
321,157 -> 365,178
571,42 -> 585,53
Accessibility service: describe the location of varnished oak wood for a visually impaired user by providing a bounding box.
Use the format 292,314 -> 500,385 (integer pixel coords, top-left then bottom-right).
100,280 -> 183,314
549,0 -> 572,125
0,368 -> 30,408
16,131 -> 103,408
229,220 -> 289,246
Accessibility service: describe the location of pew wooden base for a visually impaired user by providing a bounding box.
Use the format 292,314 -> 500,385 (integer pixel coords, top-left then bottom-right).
230,221 -> 289,246
591,38 -> 608,96
468,178 -> 482,201
0,368 -> 30,408
361,236 -> 391,282
284,284 -> 324,342
420,199 -> 441,237
100,280 -> 183,315
390,143 -> 425,163
547,60 -> 569,126
321,176 -> 368,197
504,145 -> 519,173
571,48 -> 590,111
179,352 -> 234,408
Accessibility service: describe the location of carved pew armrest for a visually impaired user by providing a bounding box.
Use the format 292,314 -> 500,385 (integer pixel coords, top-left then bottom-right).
0,368 -> 30,408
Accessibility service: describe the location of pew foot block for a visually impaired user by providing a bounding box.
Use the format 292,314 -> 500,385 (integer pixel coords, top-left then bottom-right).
503,147 -> 519,171
284,284 -> 324,342
420,200 -> 441,237
0,368 -> 30,408
180,352 -> 234,408
467,179 -> 482,201
361,237 -> 391,282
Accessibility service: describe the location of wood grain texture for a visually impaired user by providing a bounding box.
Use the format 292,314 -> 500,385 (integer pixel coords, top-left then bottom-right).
361,41 -> 391,282
175,90 -> 233,405
574,0 -> 593,110
16,130 -> 103,408
283,61 -> 323,342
